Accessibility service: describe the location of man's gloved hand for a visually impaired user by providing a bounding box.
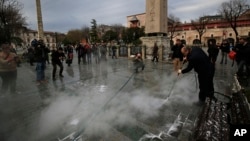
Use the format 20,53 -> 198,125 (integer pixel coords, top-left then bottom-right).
177,69 -> 182,75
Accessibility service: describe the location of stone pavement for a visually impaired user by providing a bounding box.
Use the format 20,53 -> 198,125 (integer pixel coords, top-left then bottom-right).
0,51 -> 237,141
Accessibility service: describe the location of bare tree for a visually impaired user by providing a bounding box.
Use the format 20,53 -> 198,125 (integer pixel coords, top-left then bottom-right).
191,16 -> 210,44
168,14 -> 181,46
219,0 -> 249,39
0,0 -> 26,44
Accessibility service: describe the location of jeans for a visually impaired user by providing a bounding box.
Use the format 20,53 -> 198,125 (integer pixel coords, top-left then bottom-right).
36,61 -> 46,81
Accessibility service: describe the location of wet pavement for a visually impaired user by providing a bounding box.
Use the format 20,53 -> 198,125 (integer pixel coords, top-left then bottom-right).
0,50 -> 238,141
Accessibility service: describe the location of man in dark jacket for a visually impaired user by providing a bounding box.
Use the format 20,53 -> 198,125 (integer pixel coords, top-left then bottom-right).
219,39 -> 230,64
207,41 -> 219,64
34,40 -> 50,85
172,39 -> 184,72
233,37 -> 250,77
76,43 -> 85,64
111,45 -> 117,59
51,47 -> 65,80
151,43 -> 159,62
178,47 -> 215,105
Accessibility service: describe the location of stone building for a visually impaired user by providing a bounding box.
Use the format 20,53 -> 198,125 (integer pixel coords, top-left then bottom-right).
127,9 -> 250,46
13,28 -> 65,49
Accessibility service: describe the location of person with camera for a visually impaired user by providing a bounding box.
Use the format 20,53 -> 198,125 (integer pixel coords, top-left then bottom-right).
0,43 -> 20,95
33,40 -> 50,85
51,47 -> 66,81
133,53 -> 145,73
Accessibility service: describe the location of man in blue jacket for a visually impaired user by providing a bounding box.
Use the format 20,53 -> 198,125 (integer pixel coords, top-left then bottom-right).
178,46 -> 215,105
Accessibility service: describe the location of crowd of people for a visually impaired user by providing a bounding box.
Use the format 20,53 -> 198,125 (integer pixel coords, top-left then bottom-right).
0,37 -> 249,105
24,40 -> 109,84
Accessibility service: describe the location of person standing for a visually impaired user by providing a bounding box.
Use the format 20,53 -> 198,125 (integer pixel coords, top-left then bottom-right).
92,44 -> 100,64
65,45 -> 74,66
171,39 -> 185,72
151,43 -> 159,62
100,43 -> 107,61
207,41 -> 219,64
233,37 -> 250,77
34,40 -> 50,85
45,46 -> 50,64
76,43 -> 85,64
85,43 -> 92,64
51,47 -> 66,81
111,44 -> 117,59
0,44 -> 20,95
178,47 -> 215,105
219,39 -> 230,64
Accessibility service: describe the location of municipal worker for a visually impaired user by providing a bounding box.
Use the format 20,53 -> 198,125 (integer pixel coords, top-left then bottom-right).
178,46 -> 215,105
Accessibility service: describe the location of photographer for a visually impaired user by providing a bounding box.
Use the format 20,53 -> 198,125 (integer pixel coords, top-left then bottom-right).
133,53 -> 145,73
33,40 -> 50,85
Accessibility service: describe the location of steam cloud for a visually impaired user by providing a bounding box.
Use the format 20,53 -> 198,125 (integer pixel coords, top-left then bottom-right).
26,64 -> 199,140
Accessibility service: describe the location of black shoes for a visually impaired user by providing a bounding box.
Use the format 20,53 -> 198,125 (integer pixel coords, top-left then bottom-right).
59,74 -> 64,77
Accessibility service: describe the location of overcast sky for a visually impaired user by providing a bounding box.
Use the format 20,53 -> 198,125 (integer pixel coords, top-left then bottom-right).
19,0 -> 232,33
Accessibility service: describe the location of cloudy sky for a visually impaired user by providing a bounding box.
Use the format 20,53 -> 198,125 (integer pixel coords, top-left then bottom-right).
19,0 -> 231,33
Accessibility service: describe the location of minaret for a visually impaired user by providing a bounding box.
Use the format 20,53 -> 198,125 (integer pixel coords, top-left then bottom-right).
36,0 -> 44,40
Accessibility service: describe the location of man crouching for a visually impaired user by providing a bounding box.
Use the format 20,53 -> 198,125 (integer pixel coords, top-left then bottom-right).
133,53 -> 145,73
